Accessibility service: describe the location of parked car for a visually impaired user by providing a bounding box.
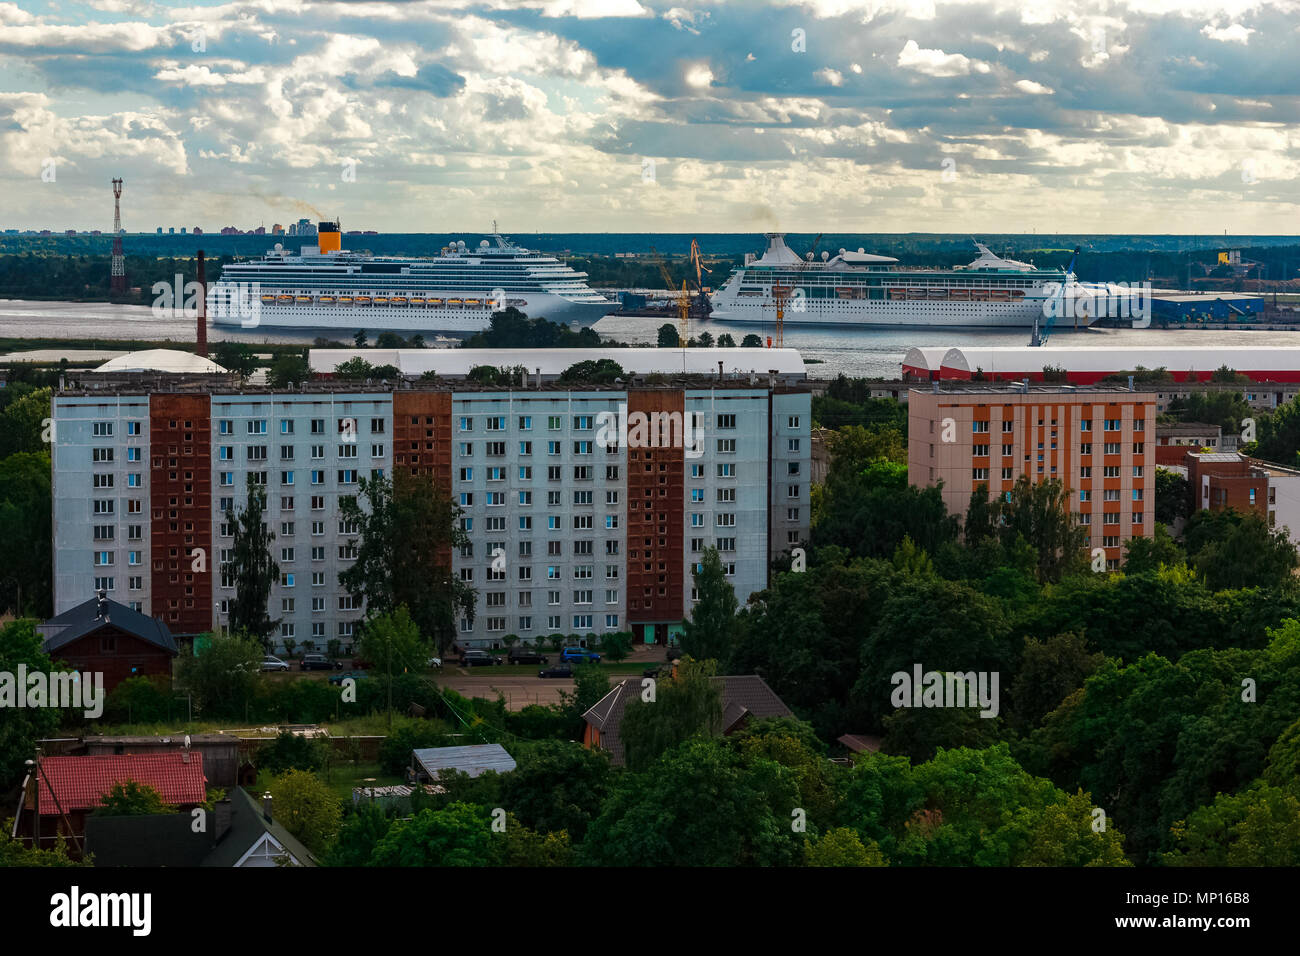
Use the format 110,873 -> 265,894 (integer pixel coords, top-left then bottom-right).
539,663 -> 573,679
329,669 -> 367,686
459,649 -> 504,667
560,647 -> 602,663
428,657 -> 442,670
300,654 -> 343,671
508,646 -> 549,665
261,655 -> 290,672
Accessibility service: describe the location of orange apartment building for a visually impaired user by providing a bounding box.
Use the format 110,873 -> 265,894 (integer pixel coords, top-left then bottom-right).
908,385 -> 1157,569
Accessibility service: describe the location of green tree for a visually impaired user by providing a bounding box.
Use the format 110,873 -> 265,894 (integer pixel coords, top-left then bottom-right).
681,548 -> 737,662
990,475 -> 1088,582
582,737 -> 803,866
0,386 -> 50,458
267,351 -> 311,387
741,333 -> 763,348
1189,510 -> 1298,591
0,620 -> 64,790
717,333 -> 736,347
333,356 -> 374,379
0,451 -> 52,616
94,781 -> 176,816
175,631 -> 263,719
368,802 -> 492,866
558,359 -> 624,384
1007,631 -> 1103,732
1154,468 -> 1190,525
498,740 -> 612,841
598,631 -> 632,662
225,475 -> 279,646
0,820 -> 86,867
322,803 -> 392,867
359,605 -> 430,729
805,827 -> 888,866
353,329 -> 367,347
269,769 -> 343,855
258,730 -> 330,775
621,659 -> 724,771
1164,783 -> 1300,866
211,342 -> 256,377
1123,522 -> 1185,573
656,323 -> 679,348
339,472 -> 475,658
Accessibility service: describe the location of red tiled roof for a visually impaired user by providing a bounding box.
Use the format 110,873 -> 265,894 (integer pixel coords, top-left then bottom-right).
37,752 -> 207,815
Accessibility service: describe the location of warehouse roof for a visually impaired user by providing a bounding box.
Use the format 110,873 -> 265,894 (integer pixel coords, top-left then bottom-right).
94,349 -> 226,374
310,347 -> 806,379
904,345 -> 1300,381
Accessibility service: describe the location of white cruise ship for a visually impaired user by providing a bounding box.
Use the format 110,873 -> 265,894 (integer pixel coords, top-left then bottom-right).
708,234 -> 1109,330
208,222 -> 615,332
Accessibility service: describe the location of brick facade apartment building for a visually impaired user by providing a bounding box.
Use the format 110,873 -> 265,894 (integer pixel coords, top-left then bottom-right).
908,385 -> 1157,569
52,380 -> 810,651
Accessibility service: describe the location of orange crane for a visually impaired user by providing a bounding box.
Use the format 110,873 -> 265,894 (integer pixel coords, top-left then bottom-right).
652,246 -> 694,346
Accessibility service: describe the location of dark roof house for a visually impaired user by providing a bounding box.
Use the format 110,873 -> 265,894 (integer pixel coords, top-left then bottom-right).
39,593 -> 178,693
85,786 -> 317,867
582,674 -> 794,767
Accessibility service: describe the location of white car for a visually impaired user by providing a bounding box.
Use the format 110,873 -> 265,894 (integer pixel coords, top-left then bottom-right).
428,657 -> 442,670
261,655 -> 290,672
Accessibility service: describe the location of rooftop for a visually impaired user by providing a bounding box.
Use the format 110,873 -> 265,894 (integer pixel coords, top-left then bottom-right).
411,743 -> 517,779
36,751 -> 207,815
39,595 -> 178,656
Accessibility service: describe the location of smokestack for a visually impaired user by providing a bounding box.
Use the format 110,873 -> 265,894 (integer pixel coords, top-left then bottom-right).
718,360 -> 724,379
535,367 -> 542,388
262,792 -> 273,821
196,250 -> 208,358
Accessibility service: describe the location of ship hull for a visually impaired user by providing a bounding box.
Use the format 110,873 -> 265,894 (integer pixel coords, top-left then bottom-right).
209,289 -> 614,333
707,294 -> 1101,330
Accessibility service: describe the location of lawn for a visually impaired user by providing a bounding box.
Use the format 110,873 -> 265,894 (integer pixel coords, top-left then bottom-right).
254,761 -> 405,803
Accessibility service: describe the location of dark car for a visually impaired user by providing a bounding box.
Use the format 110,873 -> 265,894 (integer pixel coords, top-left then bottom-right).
459,649 -> 504,667
539,663 -> 573,679
643,665 -> 665,679
301,654 -> 343,671
560,647 -> 601,663
508,646 -> 549,665
329,670 -> 367,686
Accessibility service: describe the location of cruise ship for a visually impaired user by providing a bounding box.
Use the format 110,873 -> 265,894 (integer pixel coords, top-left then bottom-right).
208,221 -> 615,332
708,234 -> 1110,330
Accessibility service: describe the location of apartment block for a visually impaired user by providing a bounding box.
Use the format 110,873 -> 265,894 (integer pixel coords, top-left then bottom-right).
908,385 -> 1157,569
1184,451 -> 1300,543
52,381 -> 809,651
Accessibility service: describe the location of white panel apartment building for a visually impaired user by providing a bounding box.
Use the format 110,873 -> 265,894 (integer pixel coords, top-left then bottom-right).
52,381 -> 810,652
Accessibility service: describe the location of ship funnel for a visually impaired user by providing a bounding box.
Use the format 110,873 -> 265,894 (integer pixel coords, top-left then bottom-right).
319,221 -> 341,254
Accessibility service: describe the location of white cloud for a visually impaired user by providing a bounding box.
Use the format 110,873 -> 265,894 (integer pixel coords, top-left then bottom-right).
1014,79 -> 1054,95
897,39 -> 984,77
1200,23 -> 1254,43
815,68 -> 844,86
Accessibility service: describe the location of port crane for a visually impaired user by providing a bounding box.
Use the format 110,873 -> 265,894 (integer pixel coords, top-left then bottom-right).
651,246 -> 695,346
768,233 -> 821,348
1029,246 -> 1081,347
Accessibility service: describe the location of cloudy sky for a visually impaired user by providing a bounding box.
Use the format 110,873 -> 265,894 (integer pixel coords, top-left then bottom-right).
1,0 -> 1297,234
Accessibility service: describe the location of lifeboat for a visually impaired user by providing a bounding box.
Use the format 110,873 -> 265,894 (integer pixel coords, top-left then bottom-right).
319,296 -> 335,304
1011,289 -> 1025,298
276,294 -> 293,302
373,297 -> 388,304
927,288 -> 948,298
261,294 -> 275,303
355,296 -> 371,305
950,289 -> 970,300
338,296 -> 353,304
464,298 -> 480,306
295,295 -> 311,303
410,298 -> 425,305
989,290 -> 1010,301
447,298 -> 462,306
391,296 -> 407,305
906,289 -> 927,299
888,288 -> 907,300
970,291 -> 988,301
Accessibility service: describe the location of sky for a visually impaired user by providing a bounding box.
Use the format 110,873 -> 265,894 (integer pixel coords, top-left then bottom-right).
1,0 -> 1298,235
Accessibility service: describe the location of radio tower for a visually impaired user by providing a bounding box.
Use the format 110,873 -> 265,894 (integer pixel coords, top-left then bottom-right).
110,178 -> 126,295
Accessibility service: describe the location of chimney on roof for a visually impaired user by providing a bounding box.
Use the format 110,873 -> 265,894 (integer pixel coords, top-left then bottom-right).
96,588 -> 107,620
1022,378 -> 1030,393
718,360 -> 724,380
749,370 -> 756,386
1128,374 -> 1135,392
262,792 -> 273,821
535,367 -> 542,388
768,369 -> 776,389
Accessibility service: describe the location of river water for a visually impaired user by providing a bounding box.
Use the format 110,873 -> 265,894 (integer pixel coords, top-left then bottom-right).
4,298 -> 1300,380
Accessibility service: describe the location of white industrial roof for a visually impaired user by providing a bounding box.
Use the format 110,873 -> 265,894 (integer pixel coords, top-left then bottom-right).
94,349 -> 227,374
310,347 -> 806,378
921,346 -> 1300,375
